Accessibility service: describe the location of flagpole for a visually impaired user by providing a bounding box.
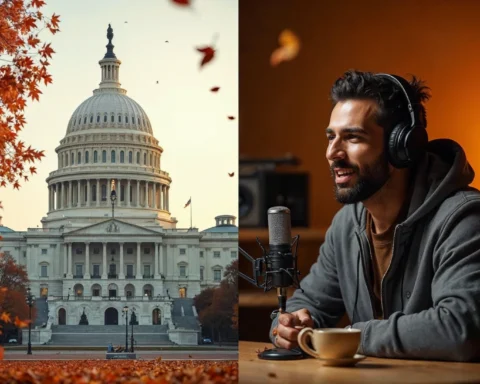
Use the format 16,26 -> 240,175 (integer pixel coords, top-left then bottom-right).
190,198 -> 193,229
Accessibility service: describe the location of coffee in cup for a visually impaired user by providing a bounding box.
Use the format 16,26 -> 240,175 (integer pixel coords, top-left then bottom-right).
297,327 -> 361,360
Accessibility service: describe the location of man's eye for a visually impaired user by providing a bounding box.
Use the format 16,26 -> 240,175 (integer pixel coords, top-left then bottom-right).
327,135 -> 335,141
346,134 -> 360,141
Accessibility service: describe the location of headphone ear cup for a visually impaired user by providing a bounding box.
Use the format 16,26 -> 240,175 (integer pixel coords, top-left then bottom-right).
388,124 -> 408,168
404,126 -> 428,166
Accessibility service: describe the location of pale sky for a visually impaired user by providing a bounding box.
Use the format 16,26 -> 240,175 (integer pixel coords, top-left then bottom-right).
0,0 -> 238,232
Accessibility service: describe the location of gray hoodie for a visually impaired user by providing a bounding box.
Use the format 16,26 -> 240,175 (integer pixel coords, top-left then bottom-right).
270,139 -> 480,361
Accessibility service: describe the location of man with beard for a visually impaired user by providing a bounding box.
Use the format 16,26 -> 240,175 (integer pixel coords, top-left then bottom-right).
269,70 -> 480,361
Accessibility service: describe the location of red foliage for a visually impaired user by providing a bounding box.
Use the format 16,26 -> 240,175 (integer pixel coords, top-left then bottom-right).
0,0 -> 60,189
196,46 -> 215,68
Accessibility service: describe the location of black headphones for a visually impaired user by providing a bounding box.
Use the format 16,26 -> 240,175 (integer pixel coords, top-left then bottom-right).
374,73 -> 429,169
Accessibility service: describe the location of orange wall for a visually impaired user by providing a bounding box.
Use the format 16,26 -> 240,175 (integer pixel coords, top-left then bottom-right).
240,0 -> 480,229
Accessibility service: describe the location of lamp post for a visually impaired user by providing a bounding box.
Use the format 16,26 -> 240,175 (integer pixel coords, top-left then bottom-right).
130,308 -> 135,352
25,287 -> 36,355
123,305 -> 128,352
110,180 -> 117,219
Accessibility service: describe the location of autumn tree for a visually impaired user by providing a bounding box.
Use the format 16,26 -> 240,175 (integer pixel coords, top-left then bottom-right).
194,260 -> 238,342
0,252 -> 35,343
0,0 -> 60,189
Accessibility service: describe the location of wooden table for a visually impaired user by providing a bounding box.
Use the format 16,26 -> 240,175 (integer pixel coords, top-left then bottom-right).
239,341 -> 480,383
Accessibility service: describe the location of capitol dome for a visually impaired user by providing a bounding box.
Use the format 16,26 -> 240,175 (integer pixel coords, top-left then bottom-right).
44,24 -> 174,230
65,23 -> 153,136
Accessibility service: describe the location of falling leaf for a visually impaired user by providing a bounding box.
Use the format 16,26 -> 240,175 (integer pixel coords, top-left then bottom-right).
0,312 -> 11,323
228,172 -> 234,177
270,29 -> 301,67
210,86 -> 220,92
196,46 -> 216,68
171,0 -> 191,6
227,116 -> 235,120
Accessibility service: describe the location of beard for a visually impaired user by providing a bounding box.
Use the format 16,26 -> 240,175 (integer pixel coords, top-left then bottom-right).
331,152 -> 390,204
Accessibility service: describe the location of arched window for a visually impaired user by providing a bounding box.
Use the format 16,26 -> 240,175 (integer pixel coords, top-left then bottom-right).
84,184 -> 87,202
111,115 -> 114,122
136,152 -> 140,164
101,184 -> 107,201
90,116 -> 93,123
71,152 -> 74,165
77,152 -> 81,164
120,185 -> 125,201
66,153 -> 69,166
84,117 -> 87,124
111,150 -> 116,163
102,150 -> 106,163
104,115 -> 107,122
149,153 -> 152,166
85,151 -> 89,164
93,150 -> 98,163
118,115 -> 121,123
120,151 -> 124,163
126,116 -> 129,123
92,184 -> 97,202
143,153 -> 146,165
128,151 -> 132,163
97,115 -> 100,123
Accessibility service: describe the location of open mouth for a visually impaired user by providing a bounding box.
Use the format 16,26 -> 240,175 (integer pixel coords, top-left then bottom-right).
334,168 -> 355,184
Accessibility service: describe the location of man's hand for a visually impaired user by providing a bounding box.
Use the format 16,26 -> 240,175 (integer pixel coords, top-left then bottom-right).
273,309 -> 314,349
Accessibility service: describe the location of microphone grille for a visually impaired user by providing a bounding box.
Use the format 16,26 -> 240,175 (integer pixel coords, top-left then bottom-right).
267,206 -> 291,246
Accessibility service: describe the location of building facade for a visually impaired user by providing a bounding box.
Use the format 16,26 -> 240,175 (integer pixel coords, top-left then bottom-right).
0,25 -> 237,343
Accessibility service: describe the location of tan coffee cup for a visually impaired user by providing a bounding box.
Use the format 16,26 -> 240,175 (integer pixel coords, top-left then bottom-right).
297,327 -> 361,360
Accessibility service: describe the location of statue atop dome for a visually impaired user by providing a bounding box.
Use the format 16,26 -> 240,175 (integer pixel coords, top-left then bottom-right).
104,23 -> 117,59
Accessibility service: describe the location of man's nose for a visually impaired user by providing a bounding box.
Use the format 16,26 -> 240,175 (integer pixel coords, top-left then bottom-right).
326,139 -> 346,161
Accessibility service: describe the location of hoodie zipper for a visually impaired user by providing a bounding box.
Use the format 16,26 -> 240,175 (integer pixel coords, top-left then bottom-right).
379,225 -> 400,318
356,232 -> 376,318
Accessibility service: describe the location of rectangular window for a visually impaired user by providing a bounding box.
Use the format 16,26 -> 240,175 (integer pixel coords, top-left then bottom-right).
93,248 -> 100,255
41,249 -> 47,255
199,251 -> 204,258
179,248 -> 186,255
76,248 -> 82,255
144,248 -> 151,254
200,268 -> 204,281
93,264 -> 100,277
214,270 -> 221,281
75,264 -> 83,277
41,265 -> 47,277
213,251 -> 220,258
144,265 -> 151,277
126,264 -> 133,277
127,248 -> 133,254
179,265 -> 186,277
231,251 -> 237,258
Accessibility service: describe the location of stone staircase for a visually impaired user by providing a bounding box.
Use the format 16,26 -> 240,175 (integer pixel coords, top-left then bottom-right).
34,298 -> 49,327
49,325 -> 173,346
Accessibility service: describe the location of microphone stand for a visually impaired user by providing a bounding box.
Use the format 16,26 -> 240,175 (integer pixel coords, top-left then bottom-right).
239,236 -> 305,360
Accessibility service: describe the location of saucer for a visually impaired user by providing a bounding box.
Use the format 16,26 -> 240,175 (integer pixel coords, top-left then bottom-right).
315,354 -> 366,367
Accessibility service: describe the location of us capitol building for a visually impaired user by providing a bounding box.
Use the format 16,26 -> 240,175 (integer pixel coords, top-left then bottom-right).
0,25 -> 238,346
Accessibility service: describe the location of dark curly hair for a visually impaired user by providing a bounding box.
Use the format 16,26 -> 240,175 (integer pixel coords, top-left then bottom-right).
330,70 -> 431,132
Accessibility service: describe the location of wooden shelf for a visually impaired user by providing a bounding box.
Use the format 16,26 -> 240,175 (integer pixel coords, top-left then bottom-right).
239,228 -> 327,242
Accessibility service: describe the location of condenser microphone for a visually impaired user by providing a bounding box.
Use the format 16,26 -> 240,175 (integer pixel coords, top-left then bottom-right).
267,206 -> 294,313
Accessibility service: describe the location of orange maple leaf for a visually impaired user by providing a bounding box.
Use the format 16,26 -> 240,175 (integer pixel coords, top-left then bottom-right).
196,46 -> 215,68
0,312 -> 11,323
270,29 -> 301,67
14,316 -> 30,328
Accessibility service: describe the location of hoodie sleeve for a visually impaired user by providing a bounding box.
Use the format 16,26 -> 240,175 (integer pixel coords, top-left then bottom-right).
352,202 -> 480,362
269,213 -> 346,344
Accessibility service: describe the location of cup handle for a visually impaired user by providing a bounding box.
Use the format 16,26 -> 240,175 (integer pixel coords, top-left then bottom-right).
297,327 -> 318,358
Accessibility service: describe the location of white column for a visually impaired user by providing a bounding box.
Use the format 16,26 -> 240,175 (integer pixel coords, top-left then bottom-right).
136,242 -> 142,279
166,186 -> 169,211
119,242 -> 125,279
102,242 -> 107,279
68,181 -> 72,208
159,244 -> 164,276
136,180 -> 140,207
153,183 -> 157,209
145,181 -> 149,208
77,181 -> 81,207
67,243 -> 73,278
96,179 -> 100,207
87,179 -> 90,207
127,179 -> 131,207
154,242 -> 160,278
84,242 -> 90,279
63,244 -> 67,277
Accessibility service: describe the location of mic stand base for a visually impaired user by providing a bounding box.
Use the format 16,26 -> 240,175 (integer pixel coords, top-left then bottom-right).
258,347 -> 304,360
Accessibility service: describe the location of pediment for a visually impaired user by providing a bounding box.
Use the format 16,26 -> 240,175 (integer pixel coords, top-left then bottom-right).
66,219 -> 161,237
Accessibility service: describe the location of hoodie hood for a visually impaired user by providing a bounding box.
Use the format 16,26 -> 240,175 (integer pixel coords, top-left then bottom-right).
404,138 -> 475,226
